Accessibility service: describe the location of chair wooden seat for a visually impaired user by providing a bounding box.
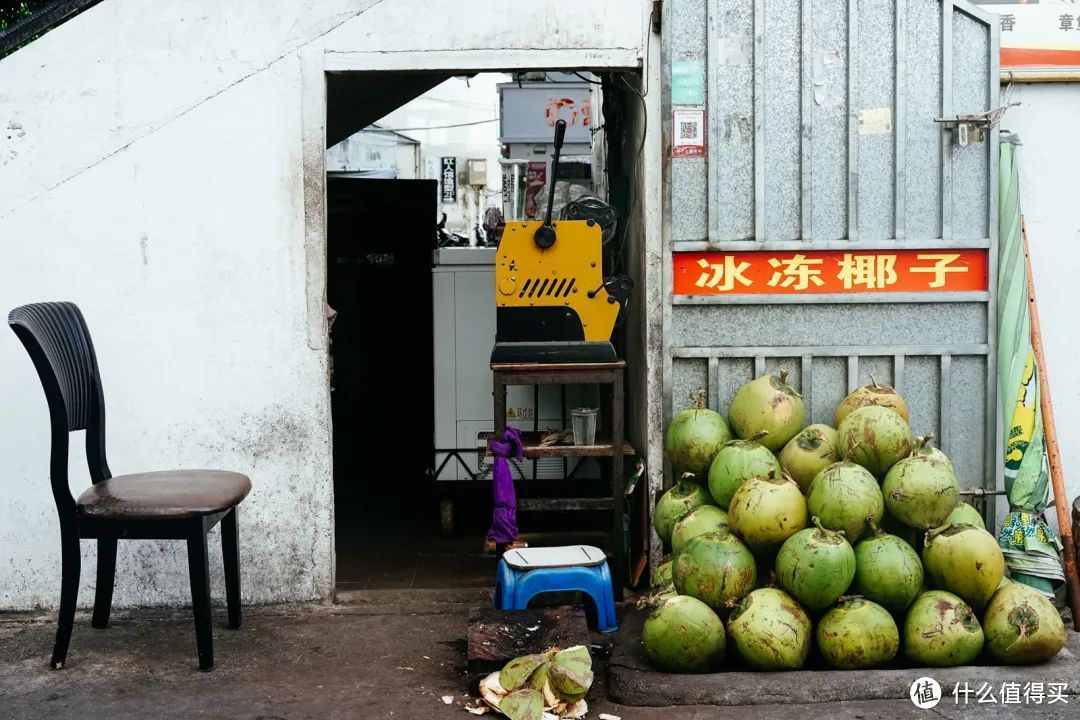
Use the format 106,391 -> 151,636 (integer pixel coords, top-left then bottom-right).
77,471 -> 251,520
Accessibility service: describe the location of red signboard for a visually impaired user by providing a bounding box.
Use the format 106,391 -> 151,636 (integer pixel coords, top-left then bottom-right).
524,161 -> 547,218
673,250 -> 989,296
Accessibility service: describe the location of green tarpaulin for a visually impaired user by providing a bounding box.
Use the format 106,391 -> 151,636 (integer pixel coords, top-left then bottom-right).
996,136 -> 1065,597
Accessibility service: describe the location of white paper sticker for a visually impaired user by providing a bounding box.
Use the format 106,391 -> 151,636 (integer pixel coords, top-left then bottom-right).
858,107 -> 893,135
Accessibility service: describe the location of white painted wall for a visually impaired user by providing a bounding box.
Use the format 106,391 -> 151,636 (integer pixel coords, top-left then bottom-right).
0,0 -> 649,609
1001,82 -> 1080,533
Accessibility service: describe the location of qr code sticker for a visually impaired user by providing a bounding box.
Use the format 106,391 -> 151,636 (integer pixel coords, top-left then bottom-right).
679,120 -> 699,140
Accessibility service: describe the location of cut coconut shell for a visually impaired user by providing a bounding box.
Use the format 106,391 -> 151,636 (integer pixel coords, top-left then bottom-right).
500,689 -> 544,720
548,646 -> 593,703
499,653 -> 549,692
480,672 -> 509,711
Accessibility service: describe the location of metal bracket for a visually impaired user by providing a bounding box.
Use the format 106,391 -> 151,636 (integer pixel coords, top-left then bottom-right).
934,115 -> 991,147
651,1 -> 663,34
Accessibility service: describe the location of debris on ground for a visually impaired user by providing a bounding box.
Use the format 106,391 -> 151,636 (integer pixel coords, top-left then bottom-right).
473,645 -> 593,719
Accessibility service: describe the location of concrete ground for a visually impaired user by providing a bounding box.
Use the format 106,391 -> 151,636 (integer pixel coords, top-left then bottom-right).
1,590 -> 1077,720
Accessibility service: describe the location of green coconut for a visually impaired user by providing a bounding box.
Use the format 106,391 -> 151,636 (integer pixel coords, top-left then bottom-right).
728,473 -> 808,554
673,529 -> 757,613
882,445 -> 959,530
805,461 -> 885,542
909,433 -> 953,467
903,590 -> 984,667
671,505 -> 729,555
834,377 -> 909,426
727,371 -> 805,452
836,406 -> 913,477
852,527 -> 924,613
816,597 -> 900,670
642,595 -> 726,673
653,480 -> 714,545
707,434 -> 783,509
775,519 -> 856,610
944,502 -> 985,530
881,508 -> 925,550
727,588 -> 812,670
665,389 -> 733,476
652,558 -> 673,589
923,523 -> 1006,610
983,580 -> 1067,664
779,424 -> 841,493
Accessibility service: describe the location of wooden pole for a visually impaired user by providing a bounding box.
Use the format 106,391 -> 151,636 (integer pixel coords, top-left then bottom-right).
1022,219 -> 1080,629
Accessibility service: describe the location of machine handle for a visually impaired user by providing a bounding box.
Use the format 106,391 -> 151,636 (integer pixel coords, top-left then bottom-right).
552,117 -> 566,150
534,119 -> 567,249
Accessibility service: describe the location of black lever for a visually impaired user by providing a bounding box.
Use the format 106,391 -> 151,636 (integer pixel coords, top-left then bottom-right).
534,119 -> 566,249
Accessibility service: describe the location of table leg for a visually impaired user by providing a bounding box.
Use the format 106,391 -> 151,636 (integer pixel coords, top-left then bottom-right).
493,374 -> 507,437
611,368 -> 625,601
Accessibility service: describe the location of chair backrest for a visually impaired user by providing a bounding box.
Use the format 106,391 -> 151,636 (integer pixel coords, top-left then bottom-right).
8,302 -> 111,502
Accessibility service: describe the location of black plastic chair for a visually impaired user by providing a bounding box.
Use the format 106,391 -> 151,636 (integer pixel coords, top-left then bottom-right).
8,301 -> 251,671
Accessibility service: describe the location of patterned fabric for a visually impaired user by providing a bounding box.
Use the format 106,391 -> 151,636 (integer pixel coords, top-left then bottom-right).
996,137 -> 1064,596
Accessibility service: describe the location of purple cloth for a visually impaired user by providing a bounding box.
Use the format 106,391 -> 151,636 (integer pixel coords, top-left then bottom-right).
486,427 -> 523,544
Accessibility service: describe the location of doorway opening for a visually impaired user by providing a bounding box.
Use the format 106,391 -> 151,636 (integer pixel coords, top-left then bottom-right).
324,69 -> 647,594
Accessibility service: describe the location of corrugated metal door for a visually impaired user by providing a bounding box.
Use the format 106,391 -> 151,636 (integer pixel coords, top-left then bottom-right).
662,0 -> 999,493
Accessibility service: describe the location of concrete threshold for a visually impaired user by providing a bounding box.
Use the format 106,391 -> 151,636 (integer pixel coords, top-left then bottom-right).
332,586 -> 494,614
608,608 -> 1080,707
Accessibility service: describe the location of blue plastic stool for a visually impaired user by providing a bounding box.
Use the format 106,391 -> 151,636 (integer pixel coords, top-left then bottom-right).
494,545 -> 618,632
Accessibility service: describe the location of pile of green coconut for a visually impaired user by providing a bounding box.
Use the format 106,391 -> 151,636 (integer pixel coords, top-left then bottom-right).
645,375 -> 1067,673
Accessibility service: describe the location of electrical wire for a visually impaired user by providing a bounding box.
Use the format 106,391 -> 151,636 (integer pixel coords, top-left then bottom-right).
571,71 -> 603,86
376,118 -> 498,132
612,71 -> 648,272
983,78 -> 1019,128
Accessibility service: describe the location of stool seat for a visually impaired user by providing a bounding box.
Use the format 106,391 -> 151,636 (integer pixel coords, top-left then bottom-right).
503,544 -> 606,570
494,546 -> 617,633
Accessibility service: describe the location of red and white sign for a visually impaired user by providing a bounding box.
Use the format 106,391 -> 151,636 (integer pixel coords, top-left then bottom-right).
672,109 -> 706,158
673,250 -> 989,296
981,3 -> 1080,74
524,161 -> 547,218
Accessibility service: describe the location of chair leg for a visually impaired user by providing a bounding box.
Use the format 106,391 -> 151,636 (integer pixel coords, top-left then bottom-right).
221,508 -> 242,629
91,538 -> 117,629
52,533 -> 81,669
186,520 -> 214,671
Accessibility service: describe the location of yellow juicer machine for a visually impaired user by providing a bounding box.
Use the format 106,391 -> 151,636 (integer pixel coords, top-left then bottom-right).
491,120 -> 631,363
